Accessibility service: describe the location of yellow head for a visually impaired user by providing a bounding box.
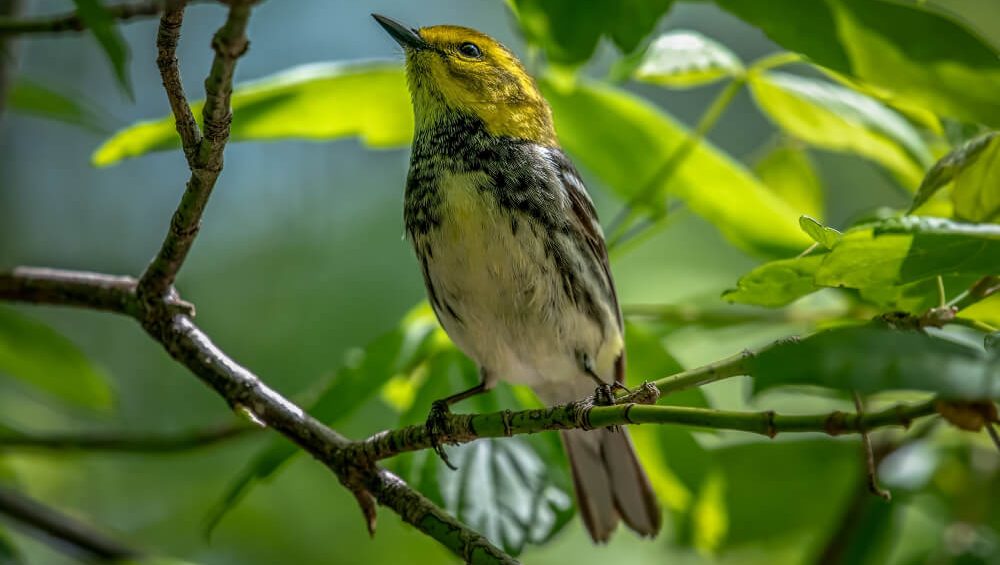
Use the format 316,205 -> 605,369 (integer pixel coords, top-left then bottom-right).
373,14 -> 557,146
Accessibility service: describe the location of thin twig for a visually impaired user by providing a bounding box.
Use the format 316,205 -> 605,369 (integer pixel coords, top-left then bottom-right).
648,338 -> 801,395
0,486 -> 141,561
816,418 -> 938,564
0,422 -> 255,452
853,392 -> 891,501
345,395 -> 937,463
156,0 -> 201,163
137,0 -> 251,304
0,0 -> 200,36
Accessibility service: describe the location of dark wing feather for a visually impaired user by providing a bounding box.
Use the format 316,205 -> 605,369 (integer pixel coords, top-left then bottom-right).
551,150 -> 627,384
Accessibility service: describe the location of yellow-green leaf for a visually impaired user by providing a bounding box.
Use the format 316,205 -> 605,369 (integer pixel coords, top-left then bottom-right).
633,30 -> 743,89
542,78 -> 809,256
799,215 -> 841,249
754,144 -> 824,219
748,71 -> 932,188
951,133 -> 1000,222
909,131 -> 997,214
815,218 -> 1000,289
94,62 -> 413,166
722,254 -> 825,307
716,0 -> 1000,127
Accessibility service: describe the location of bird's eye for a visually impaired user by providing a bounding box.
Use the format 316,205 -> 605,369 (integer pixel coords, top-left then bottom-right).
458,42 -> 482,59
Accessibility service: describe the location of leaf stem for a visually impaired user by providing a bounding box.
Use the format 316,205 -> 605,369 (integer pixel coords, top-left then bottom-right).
947,275 -> 1000,312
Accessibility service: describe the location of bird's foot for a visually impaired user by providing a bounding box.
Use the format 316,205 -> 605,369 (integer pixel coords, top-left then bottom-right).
610,381 -> 631,397
425,400 -> 457,470
594,383 -> 616,407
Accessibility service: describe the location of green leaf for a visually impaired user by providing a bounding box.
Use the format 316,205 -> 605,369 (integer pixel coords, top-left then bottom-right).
749,325 -> 999,398
799,215 -> 841,249
512,0 -> 675,65
909,131 -> 998,214
409,436 -> 574,556
205,304 -> 439,533
960,295 -> 1000,330
0,306 -> 113,410
748,71 -> 932,188
951,133 -> 1000,222
722,254 -> 825,307
541,78 -> 810,256
633,30 -> 743,88
7,79 -> 106,133
859,277 -> 957,315
754,143 -> 824,219
715,0 -> 1000,127
94,62 -> 413,166
0,525 -> 22,565
72,0 -> 131,98
815,219 -> 1000,289
718,440 -> 860,546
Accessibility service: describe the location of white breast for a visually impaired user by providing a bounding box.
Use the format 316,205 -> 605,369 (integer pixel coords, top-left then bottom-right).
420,170 -> 610,387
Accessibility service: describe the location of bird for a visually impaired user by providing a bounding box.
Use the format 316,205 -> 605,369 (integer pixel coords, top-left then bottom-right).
373,13 -> 661,543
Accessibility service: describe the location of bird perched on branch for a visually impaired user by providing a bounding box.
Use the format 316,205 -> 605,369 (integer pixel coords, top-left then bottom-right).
373,14 -> 661,543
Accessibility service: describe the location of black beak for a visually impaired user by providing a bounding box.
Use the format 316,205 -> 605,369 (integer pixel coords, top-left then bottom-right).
372,14 -> 427,50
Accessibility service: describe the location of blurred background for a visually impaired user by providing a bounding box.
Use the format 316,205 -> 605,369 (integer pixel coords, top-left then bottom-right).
1,1 -> 998,564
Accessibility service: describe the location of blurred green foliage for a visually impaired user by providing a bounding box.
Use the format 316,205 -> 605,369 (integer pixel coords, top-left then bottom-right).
2,0 -> 999,564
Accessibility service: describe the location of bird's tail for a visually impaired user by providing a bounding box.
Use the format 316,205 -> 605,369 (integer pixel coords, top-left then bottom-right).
560,427 -> 662,542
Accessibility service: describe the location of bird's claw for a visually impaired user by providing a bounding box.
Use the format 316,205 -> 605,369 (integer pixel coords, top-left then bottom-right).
610,381 -> 631,396
594,384 -> 615,407
426,400 -> 457,470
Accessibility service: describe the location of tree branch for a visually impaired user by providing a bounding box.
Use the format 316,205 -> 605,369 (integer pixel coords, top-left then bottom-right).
156,0 -> 201,163
0,1 -> 182,36
0,422 -> 254,452
0,267 -> 139,314
0,1 -> 519,559
345,391 -> 937,463
0,267 -> 518,563
0,486 -> 141,561
648,338 -> 800,395
146,315 -> 517,563
137,0 -> 250,303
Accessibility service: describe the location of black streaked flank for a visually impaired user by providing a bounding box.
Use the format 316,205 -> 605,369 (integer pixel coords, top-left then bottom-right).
405,112 -> 612,334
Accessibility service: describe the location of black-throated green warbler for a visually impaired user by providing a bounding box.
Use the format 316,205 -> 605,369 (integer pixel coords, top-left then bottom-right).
374,14 -> 661,543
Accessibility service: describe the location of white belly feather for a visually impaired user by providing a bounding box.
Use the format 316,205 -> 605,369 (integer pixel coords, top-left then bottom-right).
420,171 -> 619,389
